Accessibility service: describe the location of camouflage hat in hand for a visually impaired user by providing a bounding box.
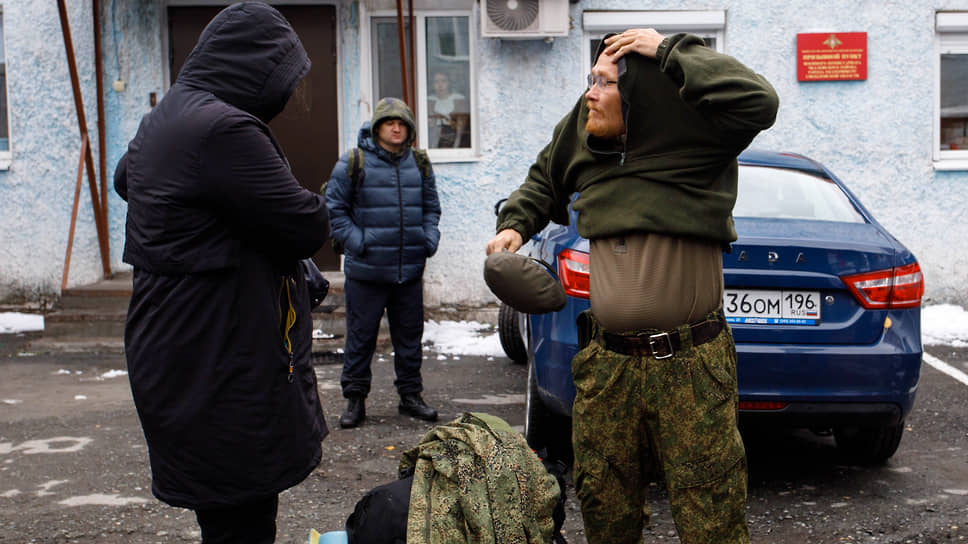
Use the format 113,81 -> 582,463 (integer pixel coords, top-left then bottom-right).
484,251 -> 567,315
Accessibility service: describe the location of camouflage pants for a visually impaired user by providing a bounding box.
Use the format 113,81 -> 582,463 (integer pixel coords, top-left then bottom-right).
571,311 -> 749,544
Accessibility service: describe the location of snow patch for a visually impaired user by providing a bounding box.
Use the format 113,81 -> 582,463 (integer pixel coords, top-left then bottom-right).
922,304 -> 968,347
0,312 -> 43,333
58,493 -> 150,507
423,320 -> 504,357
451,393 -> 525,405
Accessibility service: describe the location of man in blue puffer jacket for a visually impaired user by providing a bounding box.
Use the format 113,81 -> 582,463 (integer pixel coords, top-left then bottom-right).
325,97 -> 442,428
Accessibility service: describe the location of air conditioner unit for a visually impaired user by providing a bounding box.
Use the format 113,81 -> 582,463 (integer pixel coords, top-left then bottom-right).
481,0 -> 570,39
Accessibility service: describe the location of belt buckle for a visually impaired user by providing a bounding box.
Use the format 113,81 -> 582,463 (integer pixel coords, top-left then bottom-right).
649,332 -> 674,360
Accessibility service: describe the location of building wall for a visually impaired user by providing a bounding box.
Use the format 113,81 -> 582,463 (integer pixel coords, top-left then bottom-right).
0,0 -> 161,302
738,0 -> 966,307
343,0 -> 588,307
2,0 -> 964,309
351,0 -> 968,307
0,0 -> 101,301
101,0 -> 165,275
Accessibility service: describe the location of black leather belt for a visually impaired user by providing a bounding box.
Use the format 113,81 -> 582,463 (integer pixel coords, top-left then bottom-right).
602,315 -> 726,360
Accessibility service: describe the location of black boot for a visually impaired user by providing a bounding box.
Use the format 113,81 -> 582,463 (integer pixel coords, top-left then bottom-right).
339,395 -> 366,428
398,393 -> 437,422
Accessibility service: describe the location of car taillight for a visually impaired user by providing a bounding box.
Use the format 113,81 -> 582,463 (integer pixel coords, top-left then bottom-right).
738,401 -> 789,410
558,249 -> 589,299
842,261 -> 924,309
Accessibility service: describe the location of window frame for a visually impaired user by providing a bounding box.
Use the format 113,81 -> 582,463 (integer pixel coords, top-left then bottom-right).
935,12 -> 968,170
0,5 -> 11,170
581,10 -> 726,78
365,9 -> 478,163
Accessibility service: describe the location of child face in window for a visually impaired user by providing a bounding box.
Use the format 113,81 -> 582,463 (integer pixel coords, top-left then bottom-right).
433,73 -> 451,98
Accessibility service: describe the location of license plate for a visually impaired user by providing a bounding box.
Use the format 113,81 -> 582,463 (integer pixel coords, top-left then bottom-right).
723,289 -> 821,325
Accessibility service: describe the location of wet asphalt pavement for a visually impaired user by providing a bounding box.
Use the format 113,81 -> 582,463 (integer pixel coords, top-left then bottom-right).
1,331 -> 967,543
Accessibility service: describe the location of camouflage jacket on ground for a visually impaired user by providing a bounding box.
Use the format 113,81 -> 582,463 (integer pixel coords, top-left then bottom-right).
399,412 -> 560,544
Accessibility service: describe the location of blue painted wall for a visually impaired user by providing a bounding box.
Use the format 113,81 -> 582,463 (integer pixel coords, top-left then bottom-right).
0,1 -> 102,300
1,0 -> 965,310
102,0 -> 165,277
0,0 -> 161,301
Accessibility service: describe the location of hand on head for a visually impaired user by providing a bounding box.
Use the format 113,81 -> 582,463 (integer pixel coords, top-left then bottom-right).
486,229 -> 524,255
603,28 -> 666,61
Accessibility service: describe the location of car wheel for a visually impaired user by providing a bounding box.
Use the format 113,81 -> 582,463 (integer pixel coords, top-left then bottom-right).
525,358 -> 573,465
498,302 -> 528,364
834,422 -> 905,464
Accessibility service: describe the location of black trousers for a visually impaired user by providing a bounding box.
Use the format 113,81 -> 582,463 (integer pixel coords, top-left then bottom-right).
195,495 -> 279,544
342,277 -> 424,398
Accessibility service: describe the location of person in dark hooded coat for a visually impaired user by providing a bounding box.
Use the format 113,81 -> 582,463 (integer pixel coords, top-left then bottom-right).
113,3 -> 328,541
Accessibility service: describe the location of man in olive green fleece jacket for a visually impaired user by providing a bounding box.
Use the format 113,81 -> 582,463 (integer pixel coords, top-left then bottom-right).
486,29 -> 779,544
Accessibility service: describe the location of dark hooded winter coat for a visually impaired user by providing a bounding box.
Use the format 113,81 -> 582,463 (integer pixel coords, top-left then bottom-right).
113,2 -> 329,509
325,97 -> 442,283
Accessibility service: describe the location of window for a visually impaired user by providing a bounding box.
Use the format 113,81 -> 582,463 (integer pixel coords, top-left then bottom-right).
734,166 -> 865,223
936,12 -> 968,169
369,12 -> 475,161
0,6 -> 10,165
582,11 -> 725,76
425,17 -> 470,151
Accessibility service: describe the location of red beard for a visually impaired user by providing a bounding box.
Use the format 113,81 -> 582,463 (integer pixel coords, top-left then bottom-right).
585,107 -> 624,139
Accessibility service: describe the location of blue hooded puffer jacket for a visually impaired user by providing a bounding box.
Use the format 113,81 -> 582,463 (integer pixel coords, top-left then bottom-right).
325,98 -> 442,283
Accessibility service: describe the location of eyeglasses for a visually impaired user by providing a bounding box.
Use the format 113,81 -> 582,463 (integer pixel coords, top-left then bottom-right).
586,74 -> 618,90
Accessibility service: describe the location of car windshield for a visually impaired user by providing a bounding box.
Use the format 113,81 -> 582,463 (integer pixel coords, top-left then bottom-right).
734,165 -> 866,223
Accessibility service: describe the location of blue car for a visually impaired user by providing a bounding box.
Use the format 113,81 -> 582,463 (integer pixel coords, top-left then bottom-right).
516,149 -> 924,465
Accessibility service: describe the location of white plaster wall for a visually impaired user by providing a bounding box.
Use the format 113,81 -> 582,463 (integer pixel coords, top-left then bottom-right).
726,0 -> 968,306
350,0 -> 968,307
0,1 -> 164,301
0,0 -> 103,300
340,2 -> 590,307
4,0 -> 966,308
422,28 -> 587,307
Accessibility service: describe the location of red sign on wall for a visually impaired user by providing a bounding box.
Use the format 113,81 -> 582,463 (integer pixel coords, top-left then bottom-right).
797,32 -> 867,82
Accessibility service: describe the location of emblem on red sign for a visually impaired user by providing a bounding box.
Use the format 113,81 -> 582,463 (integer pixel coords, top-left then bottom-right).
797,32 -> 867,82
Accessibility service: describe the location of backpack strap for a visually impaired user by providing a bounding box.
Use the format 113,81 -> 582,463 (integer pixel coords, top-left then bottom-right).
346,147 -> 366,191
412,148 -> 432,180
345,147 -> 428,191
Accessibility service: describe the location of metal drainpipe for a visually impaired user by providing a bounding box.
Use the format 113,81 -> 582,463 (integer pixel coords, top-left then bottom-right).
93,0 -> 108,246
395,0 -> 410,106
56,0 -> 112,289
